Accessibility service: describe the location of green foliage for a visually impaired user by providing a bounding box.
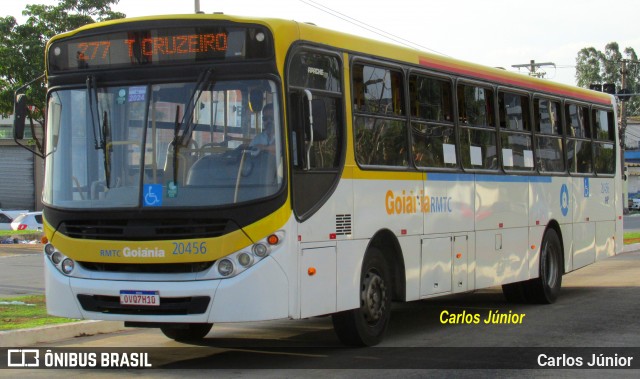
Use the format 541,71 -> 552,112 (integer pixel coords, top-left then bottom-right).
0,0 -> 125,123
575,42 -> 640,116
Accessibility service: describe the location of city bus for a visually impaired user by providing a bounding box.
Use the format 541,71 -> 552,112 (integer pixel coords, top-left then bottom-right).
13,13 -> 622,346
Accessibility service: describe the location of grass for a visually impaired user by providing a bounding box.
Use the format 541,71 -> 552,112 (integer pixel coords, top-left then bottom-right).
0,295 -> 78,331
624,232 -> 640,245
0,230 -> 40,236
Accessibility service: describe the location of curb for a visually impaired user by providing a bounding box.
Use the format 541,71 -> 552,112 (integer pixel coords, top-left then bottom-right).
0,321 -> 127,347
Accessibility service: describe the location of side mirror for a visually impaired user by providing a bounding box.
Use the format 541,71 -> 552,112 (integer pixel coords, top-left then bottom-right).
13,94 -> 27,140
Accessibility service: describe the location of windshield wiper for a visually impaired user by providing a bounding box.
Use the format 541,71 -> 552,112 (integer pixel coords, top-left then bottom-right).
175,68 -> 214,147
86,76 -> 111,188
102,110 -> 111,188
169,68 -> 213,185
86,76 -> 103,150
171,105 -> 181,186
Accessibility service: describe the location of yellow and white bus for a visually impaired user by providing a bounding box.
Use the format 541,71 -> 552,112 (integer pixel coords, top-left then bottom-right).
14,13 -> 622,346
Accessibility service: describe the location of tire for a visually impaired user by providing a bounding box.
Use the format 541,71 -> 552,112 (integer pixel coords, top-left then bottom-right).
160,323 -> 213,341
524,228 -> 563,304
332,248 -> 392,346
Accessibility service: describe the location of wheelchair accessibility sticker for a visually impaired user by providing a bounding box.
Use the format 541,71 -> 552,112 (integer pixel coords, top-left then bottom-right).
560,184 -> 569,217
143,184 -> 163,207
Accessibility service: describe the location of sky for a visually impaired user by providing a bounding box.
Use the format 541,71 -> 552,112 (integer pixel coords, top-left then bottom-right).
4,0 -> 640,86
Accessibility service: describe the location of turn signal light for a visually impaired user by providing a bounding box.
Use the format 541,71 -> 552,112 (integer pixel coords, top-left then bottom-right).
267,234 -> 279,245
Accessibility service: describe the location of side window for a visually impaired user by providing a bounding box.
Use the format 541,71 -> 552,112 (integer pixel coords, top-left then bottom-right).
565,104 -> 591,138
534,98 -> 565,173
409,74 -> 456,168
498,91 -> 533,171
288,51 -> 342,170
458,83 -> 497,170
353,63 -> 408,167
593,109 -> 616,175
566,103 -> 593,174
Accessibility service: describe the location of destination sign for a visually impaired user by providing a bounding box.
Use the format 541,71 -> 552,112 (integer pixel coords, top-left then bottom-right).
48,24 -> 272,72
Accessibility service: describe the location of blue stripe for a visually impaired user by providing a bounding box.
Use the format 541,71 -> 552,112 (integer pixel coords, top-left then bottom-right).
428,173 -> 553,183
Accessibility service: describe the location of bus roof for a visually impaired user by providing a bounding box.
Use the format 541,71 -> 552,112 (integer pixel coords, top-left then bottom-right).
48,13 -> 613,106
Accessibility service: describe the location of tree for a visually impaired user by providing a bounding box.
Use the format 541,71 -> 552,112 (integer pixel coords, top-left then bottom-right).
0,0 -> 125,126
575,42 -> 640,116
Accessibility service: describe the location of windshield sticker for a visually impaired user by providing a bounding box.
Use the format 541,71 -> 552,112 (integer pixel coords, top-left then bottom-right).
143,184 -> 163,207
117,88 -> 126,105
167,181 -> 178,198
128,86 -> 146,102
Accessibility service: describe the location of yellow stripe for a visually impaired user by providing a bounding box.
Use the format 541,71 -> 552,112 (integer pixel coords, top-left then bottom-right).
45,204 -> 292,263
342,165 -> 424,181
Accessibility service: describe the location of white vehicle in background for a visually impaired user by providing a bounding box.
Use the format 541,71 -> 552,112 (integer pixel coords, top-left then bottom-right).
10,211 -> 43,231
0,209 -> 29,230
631,199 -> 640,210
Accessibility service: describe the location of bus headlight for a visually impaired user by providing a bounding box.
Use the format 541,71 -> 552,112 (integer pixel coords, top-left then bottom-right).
203,231 -> 285,280
61,259 -> 75,274
51,251 -> 64,265
43,243 -> 76,277
217,259 -> 234,277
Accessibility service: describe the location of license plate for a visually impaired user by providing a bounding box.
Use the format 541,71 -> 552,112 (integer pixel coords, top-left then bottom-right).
119,290 -> 160,306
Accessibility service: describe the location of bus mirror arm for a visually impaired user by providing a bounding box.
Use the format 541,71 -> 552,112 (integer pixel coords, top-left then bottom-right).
304,89 -> 313,171
13,74 -> 45,158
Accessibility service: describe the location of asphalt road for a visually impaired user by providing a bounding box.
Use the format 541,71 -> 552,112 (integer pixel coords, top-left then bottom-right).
0,248 -> 635,377
0,245 -> 43,297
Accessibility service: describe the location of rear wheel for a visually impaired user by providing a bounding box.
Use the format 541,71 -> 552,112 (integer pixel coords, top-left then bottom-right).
332,248 -> 392,346
525,228 -> 563,303
160,323 -> 213,341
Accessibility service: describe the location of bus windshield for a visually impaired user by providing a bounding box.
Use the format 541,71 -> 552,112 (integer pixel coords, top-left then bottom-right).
43,79 -> 283,209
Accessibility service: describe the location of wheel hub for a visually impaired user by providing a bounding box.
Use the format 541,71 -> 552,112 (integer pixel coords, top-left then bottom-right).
361,271 -> 387,324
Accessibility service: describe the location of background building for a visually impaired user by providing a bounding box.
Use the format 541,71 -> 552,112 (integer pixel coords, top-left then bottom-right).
0,115 -> 43,211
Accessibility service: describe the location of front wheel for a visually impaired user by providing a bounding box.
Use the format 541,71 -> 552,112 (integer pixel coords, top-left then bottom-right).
160,323 -> 213,341
332,248 -> 392,346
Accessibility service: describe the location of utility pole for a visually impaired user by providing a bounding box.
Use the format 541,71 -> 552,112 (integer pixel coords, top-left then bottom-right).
195,0 -> 202,13
511,60 -> 556,78
620,59 -> 628,149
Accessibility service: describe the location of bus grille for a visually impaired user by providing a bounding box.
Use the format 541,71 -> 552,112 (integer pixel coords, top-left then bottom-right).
78,261 -> 214,274
59,218 -> 234,241
77,294 -> 210,315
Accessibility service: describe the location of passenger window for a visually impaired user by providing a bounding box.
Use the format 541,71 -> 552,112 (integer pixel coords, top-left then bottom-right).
409,74 -> 456,168
534,98 -> 565,173
593,109 -> 615,141
458,83 -> 497,170
498,91 -> 533,171
353,63 -> 408,167
565,104 -> 591,138
353,64 -> 404,115
592,109 -> 616,175
498,92 -> 530,131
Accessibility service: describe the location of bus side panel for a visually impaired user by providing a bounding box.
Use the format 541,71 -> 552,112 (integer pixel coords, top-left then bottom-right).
354,178 -> 423,239
595,221 -> 616,261
336,239 -> 368,311
560,223 -> 574,272
572,177 -> 596,269
475,227 -> 529,288
475,178 -> 528,231
423,174 -> 474,235
297,179 -> 354,243
528,225 -> 545,279
589,177 -> 616,222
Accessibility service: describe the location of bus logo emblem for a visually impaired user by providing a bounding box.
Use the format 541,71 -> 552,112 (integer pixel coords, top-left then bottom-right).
560,184 -> 569,216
